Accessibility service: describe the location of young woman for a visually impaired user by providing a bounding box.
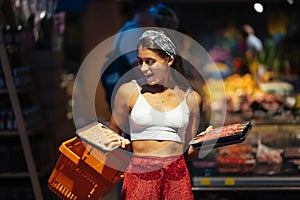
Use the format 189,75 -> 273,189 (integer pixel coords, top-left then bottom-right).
106,29 -> 203,199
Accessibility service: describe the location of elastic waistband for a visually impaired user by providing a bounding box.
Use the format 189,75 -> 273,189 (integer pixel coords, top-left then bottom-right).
132,154 -> 183,161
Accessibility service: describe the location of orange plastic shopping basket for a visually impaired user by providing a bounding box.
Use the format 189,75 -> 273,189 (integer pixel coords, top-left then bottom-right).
48,137 -> 131,200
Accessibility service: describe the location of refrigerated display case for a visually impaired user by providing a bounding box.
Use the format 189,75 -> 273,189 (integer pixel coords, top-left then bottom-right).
191,118 -> 300,192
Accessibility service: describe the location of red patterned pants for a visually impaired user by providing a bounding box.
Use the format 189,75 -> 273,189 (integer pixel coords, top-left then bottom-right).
121,155 -> 194,200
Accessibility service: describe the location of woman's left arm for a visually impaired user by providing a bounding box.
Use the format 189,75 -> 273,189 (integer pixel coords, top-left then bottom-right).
185,90 -> 202,162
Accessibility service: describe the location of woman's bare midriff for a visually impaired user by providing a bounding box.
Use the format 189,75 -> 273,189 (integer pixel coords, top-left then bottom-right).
131,140 -> 184,157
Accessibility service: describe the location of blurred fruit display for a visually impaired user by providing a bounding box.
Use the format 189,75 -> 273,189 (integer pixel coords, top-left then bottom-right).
202,73 -> 297,118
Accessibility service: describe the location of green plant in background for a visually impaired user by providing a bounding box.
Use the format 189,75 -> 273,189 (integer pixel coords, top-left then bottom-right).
258,38 -> 284,79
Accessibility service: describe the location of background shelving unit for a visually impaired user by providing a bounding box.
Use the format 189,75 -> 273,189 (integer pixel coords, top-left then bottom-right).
0,26 -> 44,200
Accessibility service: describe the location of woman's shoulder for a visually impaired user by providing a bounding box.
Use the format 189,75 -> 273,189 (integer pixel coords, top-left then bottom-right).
116,80 -> 140,108
116,80 -> 139,98
118,81 -> 137,94
186,89 -> 202,108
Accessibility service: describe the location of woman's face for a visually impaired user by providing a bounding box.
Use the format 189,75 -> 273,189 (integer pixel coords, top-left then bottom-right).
137,48 -> 173,85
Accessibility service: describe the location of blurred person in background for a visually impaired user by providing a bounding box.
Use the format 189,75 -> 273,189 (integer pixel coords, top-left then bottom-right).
101,1 -> 179,111
242,24 -> 263,59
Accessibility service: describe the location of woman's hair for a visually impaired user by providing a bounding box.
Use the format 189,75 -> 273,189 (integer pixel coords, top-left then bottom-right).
138,29 -> 185,77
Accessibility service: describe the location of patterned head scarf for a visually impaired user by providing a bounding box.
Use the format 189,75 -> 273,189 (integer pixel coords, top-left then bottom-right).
139,30 -> 177,59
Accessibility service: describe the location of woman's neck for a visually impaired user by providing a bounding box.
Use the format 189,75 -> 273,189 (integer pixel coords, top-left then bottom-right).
141,84 -> 167,94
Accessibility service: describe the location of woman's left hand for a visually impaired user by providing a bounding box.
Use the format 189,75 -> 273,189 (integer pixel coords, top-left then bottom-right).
186,125 -> 214,161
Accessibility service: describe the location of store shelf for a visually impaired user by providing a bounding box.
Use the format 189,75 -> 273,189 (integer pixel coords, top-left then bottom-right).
225,113 -> 300,126
0,85 -> 32,94
0,163 -> 53,179
0,172 -> 29,178
0,122 -> 46,137
192,176 -> 300,191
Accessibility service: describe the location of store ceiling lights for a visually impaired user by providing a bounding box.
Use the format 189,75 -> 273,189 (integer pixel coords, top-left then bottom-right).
253,2 -> 264,13
39,11 -> 46,19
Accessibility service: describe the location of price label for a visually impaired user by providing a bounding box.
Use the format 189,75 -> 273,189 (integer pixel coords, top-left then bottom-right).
200,178 -> 211,185
224,178 -> 235,185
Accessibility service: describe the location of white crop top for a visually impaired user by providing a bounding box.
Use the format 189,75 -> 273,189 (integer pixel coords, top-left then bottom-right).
129,80 -> 191,143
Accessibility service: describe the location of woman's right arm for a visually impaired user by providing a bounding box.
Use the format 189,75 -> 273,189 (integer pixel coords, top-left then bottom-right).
109,82 -> 135,148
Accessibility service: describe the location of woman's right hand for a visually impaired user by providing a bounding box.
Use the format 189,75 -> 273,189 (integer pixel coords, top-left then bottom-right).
101,128 -> 130,149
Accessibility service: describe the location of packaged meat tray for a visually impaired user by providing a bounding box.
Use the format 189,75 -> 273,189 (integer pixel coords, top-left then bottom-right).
284,148 -> 300,159
215,144 -> 256,174
189,121 -> 252,149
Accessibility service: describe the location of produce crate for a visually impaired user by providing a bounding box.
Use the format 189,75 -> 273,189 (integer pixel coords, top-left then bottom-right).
48,137 -> 131,200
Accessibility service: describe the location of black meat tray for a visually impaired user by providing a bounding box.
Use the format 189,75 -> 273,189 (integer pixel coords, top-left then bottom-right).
190,121 -> 252,149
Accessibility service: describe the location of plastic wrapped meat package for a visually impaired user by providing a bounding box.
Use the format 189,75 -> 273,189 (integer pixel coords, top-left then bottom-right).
256,141 -> 283,164
215,144 -> 256,174
255,140 -> 283,175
